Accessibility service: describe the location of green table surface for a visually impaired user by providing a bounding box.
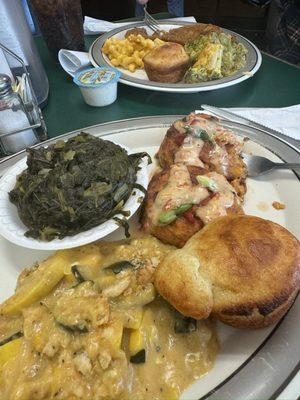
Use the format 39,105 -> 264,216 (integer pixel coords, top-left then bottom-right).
35,24 -> 300,139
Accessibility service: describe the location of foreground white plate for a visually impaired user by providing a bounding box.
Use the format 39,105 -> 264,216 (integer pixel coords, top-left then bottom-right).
90,21 -> 262,93
0,116 -> 299,399
0,144 -> 148,250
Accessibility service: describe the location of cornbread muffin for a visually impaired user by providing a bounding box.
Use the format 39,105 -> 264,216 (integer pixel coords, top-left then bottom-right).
143,42 -> 190,83
155,215 -> 300,329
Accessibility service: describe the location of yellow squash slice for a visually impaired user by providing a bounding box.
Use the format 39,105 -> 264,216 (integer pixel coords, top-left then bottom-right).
0,251 -> 71,315
0,337 -> 22,371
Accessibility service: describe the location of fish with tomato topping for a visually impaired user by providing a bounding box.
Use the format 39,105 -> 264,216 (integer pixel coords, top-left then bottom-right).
156,113 -> 247,200
142,164 -> 243,247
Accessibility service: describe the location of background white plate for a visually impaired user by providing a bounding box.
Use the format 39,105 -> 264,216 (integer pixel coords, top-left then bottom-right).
90,22 -> 262,93
0,116 -> 299,399
0,143 -> 148,250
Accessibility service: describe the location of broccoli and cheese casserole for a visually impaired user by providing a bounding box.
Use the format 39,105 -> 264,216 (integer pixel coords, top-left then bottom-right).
184,31 -> 248,83
0,237 -> 218,400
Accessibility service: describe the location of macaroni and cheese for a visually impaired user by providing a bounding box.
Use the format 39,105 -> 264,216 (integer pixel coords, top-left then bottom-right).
102,34 -> 164,72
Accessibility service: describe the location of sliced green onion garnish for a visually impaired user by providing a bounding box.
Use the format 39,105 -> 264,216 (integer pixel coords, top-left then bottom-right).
158,210 -> 177,225
184,125 -> 215,145
173,203 -> 192,214
196,175 -> 218,192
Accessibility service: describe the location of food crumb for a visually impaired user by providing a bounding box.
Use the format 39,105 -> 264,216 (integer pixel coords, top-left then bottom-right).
257,201 -> 269,212
272,201 -> 285,210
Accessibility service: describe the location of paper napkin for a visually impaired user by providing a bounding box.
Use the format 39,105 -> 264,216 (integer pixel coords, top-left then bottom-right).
196,105 -> 300,140
83,16 -> 196,35
58,50 -> 91,77
225,105 -> 300,141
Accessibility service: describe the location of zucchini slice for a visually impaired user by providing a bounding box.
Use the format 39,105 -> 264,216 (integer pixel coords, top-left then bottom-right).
105,261 -> 135,275
0,331 -> 23,347
71,265 -> 86,283
130,349 -> 146,364
174,314 -> 197,333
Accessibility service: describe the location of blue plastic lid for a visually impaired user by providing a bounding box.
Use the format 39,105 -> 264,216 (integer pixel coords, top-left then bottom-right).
73,67 -> 121,88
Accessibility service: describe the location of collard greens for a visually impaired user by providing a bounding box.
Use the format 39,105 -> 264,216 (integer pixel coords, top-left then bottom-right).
9,133 -> 149,241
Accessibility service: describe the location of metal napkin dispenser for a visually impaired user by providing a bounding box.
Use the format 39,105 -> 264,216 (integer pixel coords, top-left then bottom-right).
0,44 -> 47,156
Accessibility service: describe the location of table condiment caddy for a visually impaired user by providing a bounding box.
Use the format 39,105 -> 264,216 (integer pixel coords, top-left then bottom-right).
0,44 -> 47,156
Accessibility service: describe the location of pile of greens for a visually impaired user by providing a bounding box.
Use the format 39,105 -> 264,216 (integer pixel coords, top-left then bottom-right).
9,133 -> 149,241
184,31 -> 248,83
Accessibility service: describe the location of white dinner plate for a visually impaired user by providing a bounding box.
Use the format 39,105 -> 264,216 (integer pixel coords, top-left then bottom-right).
0,116 -> 299,399
0,143 -> 148,250
89,21 -> 262,93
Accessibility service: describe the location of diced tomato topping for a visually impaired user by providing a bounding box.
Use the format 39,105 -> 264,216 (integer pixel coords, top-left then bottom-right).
188,166 -> 208,184
199,192 -> 218,206
164,199 -> 173,210
189,119 -> 200,126
173,132 -> 185,146
183,209 -> 196,224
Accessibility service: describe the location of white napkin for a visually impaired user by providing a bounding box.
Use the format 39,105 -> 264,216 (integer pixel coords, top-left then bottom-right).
0,49 -> 14,80
59,16 -> 196,76
226,105 -> 300,140
196,105 -> 300,140
83,16 -> 196,35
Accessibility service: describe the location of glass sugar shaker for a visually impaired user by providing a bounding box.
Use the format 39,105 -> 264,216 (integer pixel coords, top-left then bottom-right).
0,73 -> 39,155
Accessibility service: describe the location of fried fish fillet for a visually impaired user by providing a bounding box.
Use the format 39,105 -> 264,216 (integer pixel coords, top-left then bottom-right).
125,27 -> 149,38
157,24 -> 222,45
142,165 -> 243,248
156,113 -> 247,200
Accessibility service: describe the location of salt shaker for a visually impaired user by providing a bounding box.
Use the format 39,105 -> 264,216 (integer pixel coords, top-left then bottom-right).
0,74 -> 39,155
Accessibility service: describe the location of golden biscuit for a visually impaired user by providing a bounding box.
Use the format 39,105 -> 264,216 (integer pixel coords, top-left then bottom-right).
155,215 -> 300,328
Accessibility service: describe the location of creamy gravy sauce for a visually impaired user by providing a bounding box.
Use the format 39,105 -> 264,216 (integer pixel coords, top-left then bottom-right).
195,172 -> 236,224
151,164 -> 236,226
208,145 -> 229,176
174,136 -> 204,167
173,114 -> 225,138
151,164 -> 209,224
121,298 -> 218,400
0,238 -> 218,400
172,114 -> 243,178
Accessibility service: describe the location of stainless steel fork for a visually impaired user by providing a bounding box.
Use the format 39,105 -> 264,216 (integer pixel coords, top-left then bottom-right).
242,154 -> 300,177
143,5 -> 164,36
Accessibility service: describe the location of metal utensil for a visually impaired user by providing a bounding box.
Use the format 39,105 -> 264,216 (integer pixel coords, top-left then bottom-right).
242,154 -> 300,177
143,5 -> 164,36
201,104 -> 286,139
